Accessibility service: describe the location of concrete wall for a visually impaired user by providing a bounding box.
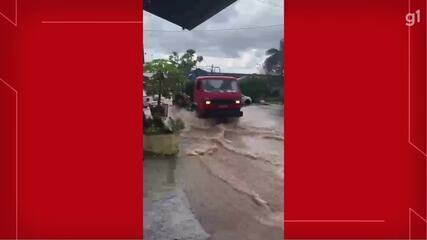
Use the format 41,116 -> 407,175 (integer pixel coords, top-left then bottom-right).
144,134 -> 179,155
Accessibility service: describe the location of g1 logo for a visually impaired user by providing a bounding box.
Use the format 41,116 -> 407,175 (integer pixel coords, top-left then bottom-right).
406,9 -> 421,27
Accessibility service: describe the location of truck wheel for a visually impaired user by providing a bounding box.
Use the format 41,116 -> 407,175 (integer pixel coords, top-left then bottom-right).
196,111 -> 205,118
245,100 -> 251,105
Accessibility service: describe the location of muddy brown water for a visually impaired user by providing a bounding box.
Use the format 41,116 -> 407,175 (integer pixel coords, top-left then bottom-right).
173,104 -> 284,240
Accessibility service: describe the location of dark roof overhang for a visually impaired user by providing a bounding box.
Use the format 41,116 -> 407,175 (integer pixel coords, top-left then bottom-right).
144,0 -> 238,30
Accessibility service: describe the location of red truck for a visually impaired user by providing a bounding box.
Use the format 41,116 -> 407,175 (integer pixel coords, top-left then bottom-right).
191,76 -> 243,118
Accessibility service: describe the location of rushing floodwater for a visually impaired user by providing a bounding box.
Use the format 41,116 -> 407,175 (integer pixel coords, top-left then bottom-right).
173,104 -> 284,240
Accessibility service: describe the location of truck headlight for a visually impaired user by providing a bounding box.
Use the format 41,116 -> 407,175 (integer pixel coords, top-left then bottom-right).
205,100 -> 211,105
235,100 -> 241,104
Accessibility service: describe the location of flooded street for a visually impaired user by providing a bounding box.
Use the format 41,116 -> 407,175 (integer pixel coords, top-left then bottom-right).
175,104 -> 284,240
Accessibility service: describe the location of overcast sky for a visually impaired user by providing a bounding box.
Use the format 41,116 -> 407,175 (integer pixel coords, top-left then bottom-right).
143,0 -> 284,73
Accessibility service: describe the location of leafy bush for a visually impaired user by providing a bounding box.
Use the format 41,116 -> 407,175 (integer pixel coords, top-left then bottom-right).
239,75 -> 283,103
144,116 -> 185,135
169,118 -> 185,133
144,117 -> 168,135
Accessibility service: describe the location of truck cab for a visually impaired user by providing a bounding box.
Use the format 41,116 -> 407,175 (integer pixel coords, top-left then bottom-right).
193,76 -> 243,118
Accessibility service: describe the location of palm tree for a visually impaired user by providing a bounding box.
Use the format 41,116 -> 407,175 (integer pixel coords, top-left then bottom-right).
263,39 -> 283,75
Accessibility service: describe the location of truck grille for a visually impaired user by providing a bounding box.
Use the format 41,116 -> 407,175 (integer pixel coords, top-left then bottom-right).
211,99 -> 235,105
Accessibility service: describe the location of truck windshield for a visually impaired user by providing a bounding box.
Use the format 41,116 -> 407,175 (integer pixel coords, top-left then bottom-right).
202,79 -> 238,92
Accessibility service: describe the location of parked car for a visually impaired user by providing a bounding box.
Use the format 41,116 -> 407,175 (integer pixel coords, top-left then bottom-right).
241,95 -> 252,105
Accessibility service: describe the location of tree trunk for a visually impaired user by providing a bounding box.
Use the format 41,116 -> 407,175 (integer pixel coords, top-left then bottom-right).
157,71 -> 163,106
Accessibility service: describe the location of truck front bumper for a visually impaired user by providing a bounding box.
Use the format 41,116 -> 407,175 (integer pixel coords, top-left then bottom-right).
201,109 -> 243,118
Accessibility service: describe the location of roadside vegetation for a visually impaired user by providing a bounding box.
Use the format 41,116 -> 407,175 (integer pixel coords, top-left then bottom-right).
263,38 -> 284,76
144,49 -> 203,100
144,49 -> 201,135
144,117 -> 185,135
239,75 -> 283,104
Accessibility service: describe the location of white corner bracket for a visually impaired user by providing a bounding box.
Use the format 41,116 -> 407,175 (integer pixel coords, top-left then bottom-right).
0,0 -> 17,27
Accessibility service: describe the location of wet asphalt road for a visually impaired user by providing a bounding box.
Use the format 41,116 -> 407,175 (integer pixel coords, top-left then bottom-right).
143,155 -> 210,240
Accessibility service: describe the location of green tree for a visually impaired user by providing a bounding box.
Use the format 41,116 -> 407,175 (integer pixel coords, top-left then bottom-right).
144,49 -> 203,105
263,39 -> 283,75
239,76 -> 269,102
168,49 -> 203,75
144,59 -> 186,104
239,75 -> 283,103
